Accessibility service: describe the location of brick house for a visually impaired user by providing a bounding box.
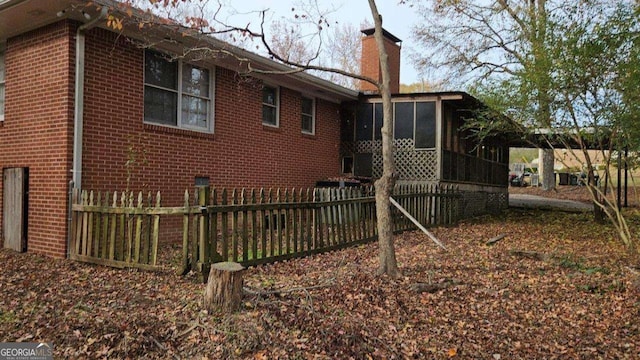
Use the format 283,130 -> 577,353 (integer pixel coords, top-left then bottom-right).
0,0 -> 508,258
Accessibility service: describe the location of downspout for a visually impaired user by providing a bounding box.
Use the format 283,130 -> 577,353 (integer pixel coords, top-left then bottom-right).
68,6 -> 108,258
72,5 -> 109,190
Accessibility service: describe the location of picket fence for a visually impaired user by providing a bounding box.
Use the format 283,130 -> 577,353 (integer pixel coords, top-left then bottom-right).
69,184 -> 460,272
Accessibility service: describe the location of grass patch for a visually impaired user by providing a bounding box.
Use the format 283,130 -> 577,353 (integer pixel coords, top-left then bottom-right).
555,254 -> 610,274
0,311 -> 17,324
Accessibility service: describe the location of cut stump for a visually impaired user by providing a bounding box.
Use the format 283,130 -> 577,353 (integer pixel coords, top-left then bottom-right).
203,262 -> 245,313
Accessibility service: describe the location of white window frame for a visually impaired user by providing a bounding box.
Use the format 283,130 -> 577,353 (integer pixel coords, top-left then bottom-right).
301,96 -> 315,135
143,50 -> 214,133
262,84 -> 280,127
0,47 -> 5,122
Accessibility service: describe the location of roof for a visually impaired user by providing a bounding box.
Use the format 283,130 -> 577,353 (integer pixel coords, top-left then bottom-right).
0,0 -> 359,103
507,127 -> 612,149
359,91 -> 481,103
361,27 -> 402,44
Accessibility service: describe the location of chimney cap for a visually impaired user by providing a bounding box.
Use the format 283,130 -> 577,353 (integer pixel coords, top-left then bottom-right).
361,27 -> 402,44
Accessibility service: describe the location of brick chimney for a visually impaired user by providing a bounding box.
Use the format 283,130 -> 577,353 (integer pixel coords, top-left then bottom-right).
360,27 -> 402,94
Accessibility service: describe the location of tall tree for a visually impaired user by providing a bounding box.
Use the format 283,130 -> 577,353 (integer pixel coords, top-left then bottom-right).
367,0 -> 401,278
399,79 -> 440,93
268,19 -> 317,64
320,22 -> 363,89
545,1 -> 639,245
412,0 -> 558,189
413,0 -> 639,248
267,20 -> 363,89
115,0 -> 403,276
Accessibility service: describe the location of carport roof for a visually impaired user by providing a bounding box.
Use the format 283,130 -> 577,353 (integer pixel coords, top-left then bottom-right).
507,127 -> 612,150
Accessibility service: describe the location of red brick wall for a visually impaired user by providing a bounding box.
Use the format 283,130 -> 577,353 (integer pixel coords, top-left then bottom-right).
0,21 -> 75,258
81,29 -> 342,203
360,34 -> 401,94
1,23 -> 343,257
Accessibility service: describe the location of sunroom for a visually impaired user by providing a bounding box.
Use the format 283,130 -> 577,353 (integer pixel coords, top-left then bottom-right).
340,91 -> 510,216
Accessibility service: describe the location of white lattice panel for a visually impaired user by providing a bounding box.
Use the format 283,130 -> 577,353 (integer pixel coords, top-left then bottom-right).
361,139 -> 437,181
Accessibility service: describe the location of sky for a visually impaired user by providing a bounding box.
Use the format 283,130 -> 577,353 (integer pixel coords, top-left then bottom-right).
215,0 -> 424,85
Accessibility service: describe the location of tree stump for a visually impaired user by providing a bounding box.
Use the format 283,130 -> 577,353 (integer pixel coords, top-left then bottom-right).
203,262 -> 245,313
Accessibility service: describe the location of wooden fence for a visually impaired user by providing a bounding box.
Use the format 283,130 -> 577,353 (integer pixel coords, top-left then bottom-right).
68,189 -> 197,270
69,184 -> 459,272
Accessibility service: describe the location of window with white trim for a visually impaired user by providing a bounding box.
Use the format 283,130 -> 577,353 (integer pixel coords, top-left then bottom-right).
0,49 -> 5,122
262,84 -> 279,127
301,96 -> 315,134
144,50 -> 213,132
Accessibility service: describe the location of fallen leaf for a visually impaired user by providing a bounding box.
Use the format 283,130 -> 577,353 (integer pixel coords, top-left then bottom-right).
448,348 -> 457,357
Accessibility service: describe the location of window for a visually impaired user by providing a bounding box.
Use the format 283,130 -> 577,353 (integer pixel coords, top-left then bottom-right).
301,96 -> 315,134
415,101 -> 436,148
342,156 -> 353,174
373,103 -> 383,140
356,100 -> 436,148
393,102 -> 414,139
195,176 -> 210,186
356,103 -> 384,141
262,84 -> 279,126
144,50 -> 213,132
0,49 -> 5,122
356,103 -> 373,141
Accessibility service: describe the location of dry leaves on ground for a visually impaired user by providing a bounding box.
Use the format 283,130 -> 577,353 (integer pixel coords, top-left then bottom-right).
1,208 -> 640,359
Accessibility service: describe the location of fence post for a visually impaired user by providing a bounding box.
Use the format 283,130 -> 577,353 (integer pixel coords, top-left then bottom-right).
67,181 -> 76,259
197,185 -> 211,281
455,186 -> 461,223
177,190 -> 190,275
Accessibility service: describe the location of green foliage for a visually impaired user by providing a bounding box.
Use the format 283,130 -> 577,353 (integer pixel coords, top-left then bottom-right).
399,80 -> 438,93
0,310 -> 16,324
547,2 -> 639,136
509,148 -> 538,165
414,0 -> 639,247
555,254 -> 609,275
416,1 -> 639,149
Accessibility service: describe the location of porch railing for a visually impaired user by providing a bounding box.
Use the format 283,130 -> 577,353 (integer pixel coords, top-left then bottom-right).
441,150 -> 509,187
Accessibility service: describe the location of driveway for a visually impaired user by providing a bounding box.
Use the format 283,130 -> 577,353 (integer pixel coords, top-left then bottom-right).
509,193 -> 593,212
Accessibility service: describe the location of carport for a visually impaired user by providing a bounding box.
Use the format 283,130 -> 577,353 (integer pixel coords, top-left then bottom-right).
507,129 -> 630,208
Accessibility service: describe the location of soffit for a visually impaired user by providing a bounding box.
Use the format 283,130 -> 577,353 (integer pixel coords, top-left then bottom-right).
0,0 -> 79,40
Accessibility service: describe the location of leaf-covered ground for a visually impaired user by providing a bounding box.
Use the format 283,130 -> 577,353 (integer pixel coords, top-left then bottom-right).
2,208 -> 640,359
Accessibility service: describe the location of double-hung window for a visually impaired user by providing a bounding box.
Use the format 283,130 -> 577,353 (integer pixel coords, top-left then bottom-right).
301,96 -> 315,134
262,84 -> 279,127
144,50 -> 213,132
0,49 -> 5,122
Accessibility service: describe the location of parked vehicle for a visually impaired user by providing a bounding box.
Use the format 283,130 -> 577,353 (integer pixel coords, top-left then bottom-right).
509,173 -> 526,187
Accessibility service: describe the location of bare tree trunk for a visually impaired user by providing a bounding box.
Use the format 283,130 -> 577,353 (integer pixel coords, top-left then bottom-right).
368,0 -> 401,278
539,148 -> 555,190
579,146 -> 606,223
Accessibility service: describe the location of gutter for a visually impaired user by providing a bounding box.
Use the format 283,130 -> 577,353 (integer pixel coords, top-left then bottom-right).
0,0 -> 29,12
68,5 -> 108,258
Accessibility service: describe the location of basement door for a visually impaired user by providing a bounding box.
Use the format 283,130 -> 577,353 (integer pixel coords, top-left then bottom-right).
3,168 -> 28,252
